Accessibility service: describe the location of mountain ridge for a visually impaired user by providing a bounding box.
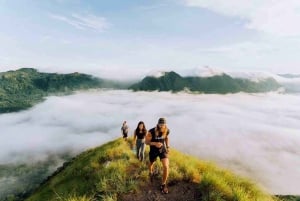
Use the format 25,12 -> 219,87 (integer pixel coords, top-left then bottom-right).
0,68 -> 287,114
24,138 -> 280,201
0,68 -> 123,113
129,71 -> 281,93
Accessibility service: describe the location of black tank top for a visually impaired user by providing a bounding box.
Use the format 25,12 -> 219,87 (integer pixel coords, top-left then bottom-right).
149,127 -> 170,151
136,130 -> 146,139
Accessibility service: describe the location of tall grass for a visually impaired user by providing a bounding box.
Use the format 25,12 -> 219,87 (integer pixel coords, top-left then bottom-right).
169,149 -> 278,201
26,139 -> 137,201
26,138 -> 279,201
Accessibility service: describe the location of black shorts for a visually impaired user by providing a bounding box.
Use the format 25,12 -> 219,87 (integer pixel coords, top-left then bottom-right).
123,133 -> 128,138
149,150 -> 168,163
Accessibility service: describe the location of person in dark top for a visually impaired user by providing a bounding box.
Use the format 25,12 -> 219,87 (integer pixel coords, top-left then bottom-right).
121,121 -> 129,141
133,121 -> 147,161
145,117 -> 170,194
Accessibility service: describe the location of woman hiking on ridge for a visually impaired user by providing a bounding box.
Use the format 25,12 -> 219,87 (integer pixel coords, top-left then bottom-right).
133,121 -> 147,161
145,117 -> 170,194
121,121 -> 129,141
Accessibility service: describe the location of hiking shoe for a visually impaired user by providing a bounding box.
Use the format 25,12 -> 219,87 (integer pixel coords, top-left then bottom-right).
149,172 -> 154,183
160,184 -> 168,194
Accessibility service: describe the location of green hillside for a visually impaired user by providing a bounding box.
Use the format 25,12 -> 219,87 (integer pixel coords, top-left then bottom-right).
129,71 -> 281,93
0,153 -> 73,201
24,138 -> 279,201
0,68 -> 283,114
0,68 -> 109,113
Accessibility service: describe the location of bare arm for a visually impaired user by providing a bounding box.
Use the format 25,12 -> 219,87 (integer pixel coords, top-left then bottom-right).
146,132 -> 163,148
145,132 -> 152,145
165,136 -> 169,148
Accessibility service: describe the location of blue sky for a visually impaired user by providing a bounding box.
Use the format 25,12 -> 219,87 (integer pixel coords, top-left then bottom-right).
1,0 -> 300,79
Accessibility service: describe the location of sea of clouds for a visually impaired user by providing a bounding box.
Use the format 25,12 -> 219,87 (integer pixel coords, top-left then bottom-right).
0,90 -> 300,194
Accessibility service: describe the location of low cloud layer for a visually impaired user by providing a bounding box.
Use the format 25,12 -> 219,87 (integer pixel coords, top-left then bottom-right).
1,90 -> 300,194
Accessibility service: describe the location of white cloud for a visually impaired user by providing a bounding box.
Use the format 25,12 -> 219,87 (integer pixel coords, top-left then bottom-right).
0,90 -> 300,194
50,13 -> 110,32
183,0 -> 300,36
190,38 -> 300,74
1,34 -> 300,77
2,20 -> 300,77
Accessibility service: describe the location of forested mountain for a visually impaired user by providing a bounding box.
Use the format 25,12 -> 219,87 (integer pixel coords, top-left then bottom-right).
0,68 -> 114,113
129,71 -> 281,93
0,68 -> 283,114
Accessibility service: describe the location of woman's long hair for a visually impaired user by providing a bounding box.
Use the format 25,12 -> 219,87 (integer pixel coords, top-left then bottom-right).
135,121 -> 147,134
155,124 -> 168,138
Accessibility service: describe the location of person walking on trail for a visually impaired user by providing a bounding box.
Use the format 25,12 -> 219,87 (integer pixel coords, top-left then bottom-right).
145,117 -> 170,194
121,121 -> 129,141
133,121 -> 147,161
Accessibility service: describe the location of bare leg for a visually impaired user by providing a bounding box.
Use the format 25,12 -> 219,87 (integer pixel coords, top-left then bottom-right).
161,158 -> 169,185
149,160 -> 155,182
149,161 -> 154,174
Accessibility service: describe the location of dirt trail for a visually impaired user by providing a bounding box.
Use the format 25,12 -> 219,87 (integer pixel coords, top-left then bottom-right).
120,173 -> 201,201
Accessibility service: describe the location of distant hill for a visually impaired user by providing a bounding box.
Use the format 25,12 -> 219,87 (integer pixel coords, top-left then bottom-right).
275,74 -> 300,93
23,138 -> 278,201
129,71 -> 281,93
278,74 -> 300,78
0,153 -> 72,201
0,68 -> 286,114
0,68 -> 121,113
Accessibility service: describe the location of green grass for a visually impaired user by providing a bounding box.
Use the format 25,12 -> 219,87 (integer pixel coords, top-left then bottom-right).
169,148 -> 278,201
25,139 -> 138,201
25,138 -> 280,201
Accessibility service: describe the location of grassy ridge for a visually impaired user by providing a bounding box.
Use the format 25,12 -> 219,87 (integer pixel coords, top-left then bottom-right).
25,138 -> 278,201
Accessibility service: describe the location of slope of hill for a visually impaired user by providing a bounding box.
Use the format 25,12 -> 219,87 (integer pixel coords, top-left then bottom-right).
129,71 -> 281,93
24,138 -> 279,201
0,68 -> 115,113
0,152 -> 75,201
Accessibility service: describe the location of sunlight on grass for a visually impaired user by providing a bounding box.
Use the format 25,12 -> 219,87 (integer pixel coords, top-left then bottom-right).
25,138 -> 278,201
168,149 -> 276,201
